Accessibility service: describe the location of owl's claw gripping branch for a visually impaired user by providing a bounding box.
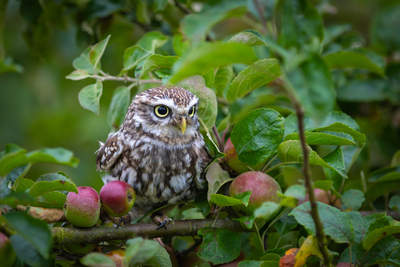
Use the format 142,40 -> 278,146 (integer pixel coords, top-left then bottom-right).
52,219 -> 245,244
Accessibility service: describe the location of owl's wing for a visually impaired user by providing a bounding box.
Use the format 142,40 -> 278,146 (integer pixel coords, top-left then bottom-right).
96,132 -> 125,171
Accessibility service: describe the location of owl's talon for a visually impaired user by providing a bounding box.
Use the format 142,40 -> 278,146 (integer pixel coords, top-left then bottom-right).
153,215 -> 172,229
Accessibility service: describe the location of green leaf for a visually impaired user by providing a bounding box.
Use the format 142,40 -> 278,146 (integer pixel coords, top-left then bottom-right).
36,191 -> 67,208
10,234 -> 50,267
81,253 -> 116,267
337,79 -> 387,102
231,108 -> 284,166
0,191 -> 36,207
314,180 -> 333,191
89,35 -> 111,71
125,237 -> 172,267
389,195 -> 400,212
205,162 -> 232,201
197,229 -> 242,265
284,111 -> 366,147
290,202 -> 353,243
229,31 -> 265,46
276,0 -> 323,48
287,54 -> 335,122
4,212 -> 52,259
0,57 -> 23,73
214,66 -> 234,97
73,47 -> 96,74
172,33 -> 190,57
362,236 -> 400,266
65,69 -> 90,80
122,45 -> 150,72
181,0 -> 247,43
277,140 -> 347,178
371,5 -> 400,52
0,144 -> 27,177
363,222 -> 400,251
14,177 -> 34,192
136,0 -> 150,25
253,202 -> 281,220
0,145 -> 78,176
107,86 -> 131,129
27,148 -> 79,167
78,81 -> 103,114
141,54 -> 178,77
324,49 -> 385,76
227,58 -> 281,102
342,189 -> 365,211
28,173 -> 77,197
136,31 -> 168,52
72,35 -> 110,74
169,42 -> 257,84
285,131 -> 356,146
284,184 -> 306,200
210,193 -> 245,207
391,150 -> 400,167
179,76 -> 218,129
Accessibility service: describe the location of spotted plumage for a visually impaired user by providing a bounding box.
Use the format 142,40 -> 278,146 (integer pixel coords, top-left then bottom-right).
96,86 -> 210,211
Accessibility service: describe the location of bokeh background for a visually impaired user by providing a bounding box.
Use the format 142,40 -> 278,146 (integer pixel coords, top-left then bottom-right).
1,0 -> 399,189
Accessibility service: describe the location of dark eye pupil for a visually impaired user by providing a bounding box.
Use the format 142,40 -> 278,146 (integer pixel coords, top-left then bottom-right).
157,106 -> 167,115
189,106 -> 194,115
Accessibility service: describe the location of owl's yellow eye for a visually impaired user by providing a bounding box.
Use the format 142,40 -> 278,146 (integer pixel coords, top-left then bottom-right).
188,106 -> 196,117
154,105 -> 170,118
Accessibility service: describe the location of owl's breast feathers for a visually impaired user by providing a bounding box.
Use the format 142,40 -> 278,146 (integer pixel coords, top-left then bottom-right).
96,130 -> 210,206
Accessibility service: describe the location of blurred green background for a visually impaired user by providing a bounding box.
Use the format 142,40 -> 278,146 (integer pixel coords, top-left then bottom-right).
1,0 -> 399,189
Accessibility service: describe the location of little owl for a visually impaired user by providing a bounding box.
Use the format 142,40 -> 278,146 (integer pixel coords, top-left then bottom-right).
96,86 -> 210,213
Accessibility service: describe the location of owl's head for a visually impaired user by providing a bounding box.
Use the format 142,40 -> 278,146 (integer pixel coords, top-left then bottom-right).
125,87 -> 200,139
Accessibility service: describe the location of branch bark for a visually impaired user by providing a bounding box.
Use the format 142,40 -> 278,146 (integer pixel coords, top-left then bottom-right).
294,102 -> 331,266
52,219 -> 244,244
90,72 -> 162,85
280,77 -> 331,266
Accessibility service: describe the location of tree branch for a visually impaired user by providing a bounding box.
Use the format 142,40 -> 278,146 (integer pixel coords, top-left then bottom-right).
280,77 -> 331,266
294,103 -> 331,266
90,72 -> 162,85
52,219 -> 244,244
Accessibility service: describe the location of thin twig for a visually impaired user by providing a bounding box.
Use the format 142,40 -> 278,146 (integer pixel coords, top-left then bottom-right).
295,103 -> 331,266
90,73 -> 162,85
281,77 -> 331,266
173,0 -> 191,14
52,219 -> 244,244
212,126 -> 224,152
252,0 -> 268,34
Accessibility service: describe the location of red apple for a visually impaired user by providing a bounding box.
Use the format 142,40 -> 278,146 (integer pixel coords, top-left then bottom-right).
0,232 -> 16,267
64,186 -> 100,227
300,189 -> 341,208
224,138 -> 249,173
100,181 -> 136,217
229,171 -> 281,210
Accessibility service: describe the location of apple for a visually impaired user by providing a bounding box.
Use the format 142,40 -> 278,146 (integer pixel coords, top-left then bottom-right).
300,188 -> 341,208
279,248 -> 298,267
336,263 -> 351,267
106,249 -> 125,267
100,181 -> 136,217
0,232 -> 16,267
230,171 -> 281,210
224,138 -> 249,173
64,186 -> 100,227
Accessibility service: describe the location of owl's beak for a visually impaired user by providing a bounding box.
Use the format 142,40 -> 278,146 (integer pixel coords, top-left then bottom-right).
180,117 -> 187,134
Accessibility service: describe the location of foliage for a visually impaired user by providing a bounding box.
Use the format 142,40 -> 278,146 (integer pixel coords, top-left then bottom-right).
1,0 -> 400,266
